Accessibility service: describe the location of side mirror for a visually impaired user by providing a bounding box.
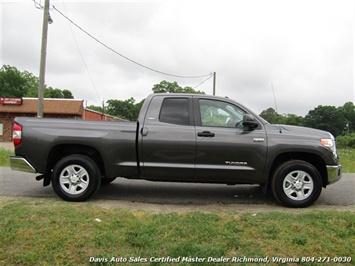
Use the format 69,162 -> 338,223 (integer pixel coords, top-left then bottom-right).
243,114 -> 259,130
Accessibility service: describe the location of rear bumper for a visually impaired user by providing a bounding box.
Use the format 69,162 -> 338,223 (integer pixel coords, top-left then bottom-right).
326,164 -> 342,185
9,156 -> 37,174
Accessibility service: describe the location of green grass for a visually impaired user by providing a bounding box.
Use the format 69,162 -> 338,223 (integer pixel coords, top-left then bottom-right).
0,199 -> 354,265
0,147 -> 12,167
338,148 -> 355,173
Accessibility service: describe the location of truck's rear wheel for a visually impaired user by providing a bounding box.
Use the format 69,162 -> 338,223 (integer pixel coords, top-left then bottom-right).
271,160 -> 322,208
52,155 -> 101,202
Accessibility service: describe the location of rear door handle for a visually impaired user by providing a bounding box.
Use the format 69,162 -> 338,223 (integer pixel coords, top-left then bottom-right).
197,131 -> 215,137
141,127 -> 148,136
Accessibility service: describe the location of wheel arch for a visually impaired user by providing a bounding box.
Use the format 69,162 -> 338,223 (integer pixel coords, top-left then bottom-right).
269,152 -> 327,188
46,144 -> 105,180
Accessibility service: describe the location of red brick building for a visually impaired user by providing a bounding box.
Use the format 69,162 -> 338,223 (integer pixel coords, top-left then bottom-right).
84,108 -> 123,121
1,97 -> 125,142
0,98 -> 83,142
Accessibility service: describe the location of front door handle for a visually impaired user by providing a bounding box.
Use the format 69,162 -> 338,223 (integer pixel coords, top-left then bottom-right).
197,131 -> 215,137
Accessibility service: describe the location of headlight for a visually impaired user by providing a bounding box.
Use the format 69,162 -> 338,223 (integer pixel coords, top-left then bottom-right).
321,134 -> 337,157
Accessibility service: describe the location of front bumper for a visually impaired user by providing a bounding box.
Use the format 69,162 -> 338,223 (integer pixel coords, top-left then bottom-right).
326,164 -> 342,185
9,156 -> 37,174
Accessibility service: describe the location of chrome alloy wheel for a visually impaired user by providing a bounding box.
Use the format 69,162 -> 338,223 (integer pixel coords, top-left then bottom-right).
282,170 -> 314,201
59,164 -> 90,195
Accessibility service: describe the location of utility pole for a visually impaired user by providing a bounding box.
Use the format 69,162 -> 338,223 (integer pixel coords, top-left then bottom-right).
213,72 -> 216,95
37,0 -> 50,118
102,99 -> 105,120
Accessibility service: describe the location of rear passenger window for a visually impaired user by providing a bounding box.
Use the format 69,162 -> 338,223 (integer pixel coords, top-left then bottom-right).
159,98 -> 190,125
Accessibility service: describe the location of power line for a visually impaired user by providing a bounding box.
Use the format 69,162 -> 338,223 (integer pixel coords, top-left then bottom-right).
33,0 -> 43,9
52,5 -> 213,79
33,0 -> 53,10
62,1 -> 102,103
193,73 -> 213,89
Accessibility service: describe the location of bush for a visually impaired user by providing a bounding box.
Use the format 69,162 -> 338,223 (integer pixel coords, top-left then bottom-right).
336,133 -> 355,149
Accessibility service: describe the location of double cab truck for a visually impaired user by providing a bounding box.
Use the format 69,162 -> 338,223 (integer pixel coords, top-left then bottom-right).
9,93 -> 342,207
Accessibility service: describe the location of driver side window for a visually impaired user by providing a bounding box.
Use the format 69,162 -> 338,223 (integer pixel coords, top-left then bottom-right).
199,99 -> 245,128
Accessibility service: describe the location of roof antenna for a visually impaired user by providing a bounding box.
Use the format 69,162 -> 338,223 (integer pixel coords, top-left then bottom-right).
271,82 -> 282,133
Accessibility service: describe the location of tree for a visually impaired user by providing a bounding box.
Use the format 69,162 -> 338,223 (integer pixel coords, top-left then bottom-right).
44,87 -> 74,99
0,65 -> 28,97
62,89 -> 74,99
304,105 -> 347,137
336,133 -> 355,148
0,64 -> 74,99
260,108 -> 280,124
260,108 -> 304,126
282,114 -> 304,126
338,102 -> 355,134
152,80 -> 205,94
106,97 -> 140,121
87,105 -> 103,113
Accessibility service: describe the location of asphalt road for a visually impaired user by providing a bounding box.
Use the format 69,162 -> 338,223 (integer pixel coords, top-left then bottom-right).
0,167 -> 354,208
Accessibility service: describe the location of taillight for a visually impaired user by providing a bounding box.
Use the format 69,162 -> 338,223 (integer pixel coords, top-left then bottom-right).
13,123 -> 22,148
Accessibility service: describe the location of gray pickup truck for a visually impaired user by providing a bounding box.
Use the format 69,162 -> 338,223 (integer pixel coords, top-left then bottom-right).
9,93 -> 341,207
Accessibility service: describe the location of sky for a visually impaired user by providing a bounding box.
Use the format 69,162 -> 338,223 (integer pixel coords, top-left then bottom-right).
1,0 -> 354,116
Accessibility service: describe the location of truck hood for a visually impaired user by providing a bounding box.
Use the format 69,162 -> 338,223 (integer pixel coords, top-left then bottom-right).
265,124 -> 333,139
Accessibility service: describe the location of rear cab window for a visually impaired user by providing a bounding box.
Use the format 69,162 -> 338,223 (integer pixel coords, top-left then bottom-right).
159,98 -> 191,125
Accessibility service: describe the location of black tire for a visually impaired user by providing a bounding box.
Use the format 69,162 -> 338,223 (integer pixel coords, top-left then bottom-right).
271,160 -> 322,208
52,154 -> 101,202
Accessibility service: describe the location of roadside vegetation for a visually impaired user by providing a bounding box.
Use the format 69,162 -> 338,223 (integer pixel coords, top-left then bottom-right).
0,147 -> 12,167
0,199 -> 354,265
338,148 -> 355,173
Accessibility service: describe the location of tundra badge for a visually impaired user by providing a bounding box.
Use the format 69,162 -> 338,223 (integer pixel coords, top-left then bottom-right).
225,161 -> 248,166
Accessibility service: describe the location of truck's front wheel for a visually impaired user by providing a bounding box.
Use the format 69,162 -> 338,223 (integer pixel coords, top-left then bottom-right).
271,160 -> 322,208
52,155 -> 101,202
